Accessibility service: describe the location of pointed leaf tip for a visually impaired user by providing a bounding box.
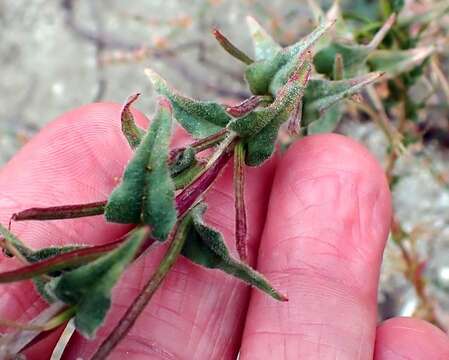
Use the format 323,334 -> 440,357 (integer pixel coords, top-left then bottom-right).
53,227 -> 148,338
144,68 -> 165,92
303,71 -> 383,133
368,47 -> 434,78
246,15 -> 281,61
181,203 -> 287,301
212,27 -> 254,65
145,68 -> 230,138
121,93 -> 144,149
157,96 -> 173,112
106,98 -> 177,240
368,13 -> 396,50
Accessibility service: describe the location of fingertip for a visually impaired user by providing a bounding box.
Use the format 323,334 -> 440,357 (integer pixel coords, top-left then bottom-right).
375,317 -> 449,359
269,133 -> 392,265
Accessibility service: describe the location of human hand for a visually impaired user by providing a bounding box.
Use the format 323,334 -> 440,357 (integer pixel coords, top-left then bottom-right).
0,103 -> 448,359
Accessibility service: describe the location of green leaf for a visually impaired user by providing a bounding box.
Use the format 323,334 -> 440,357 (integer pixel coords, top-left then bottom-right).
246,16 -> 282,61
169,147 -> 197,177
398,0 -> 449,27
303,72 -> 383,129
34,277 -> 57,303
270,20 -> 335,94
314,42 -> 371,78
229,60 -> 311,137
314,14 -> 395,78
182,204 -> 286,301
30,245 -> 87,301
25,245 -> 84,264
245,20 -> 333,96
244,120 -> 280,167
307,0 -> 353,50
145,69 -> 231,138
52,227 -> 148,338
170,147 -> 204,190
105,97 -> 177,241
367,47 -> 434,78
173,163 -> 204,190
0,224 -> 87,302
307,103 -> 343,134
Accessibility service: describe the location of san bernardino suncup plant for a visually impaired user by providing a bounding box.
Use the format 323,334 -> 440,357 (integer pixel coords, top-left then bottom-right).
0,2 -> 436,357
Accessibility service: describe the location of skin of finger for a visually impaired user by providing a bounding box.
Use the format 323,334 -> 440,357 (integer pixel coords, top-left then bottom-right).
0,103 -> 277,358
0,103 -> 148,335
241,134 -> 392,359
374,317 -> 449,359
63,150 -> 277,360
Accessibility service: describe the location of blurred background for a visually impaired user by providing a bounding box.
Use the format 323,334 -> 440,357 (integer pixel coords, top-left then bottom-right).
2,0 -> 449,330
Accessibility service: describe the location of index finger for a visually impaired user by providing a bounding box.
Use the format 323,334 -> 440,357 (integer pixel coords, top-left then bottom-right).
241,134 -> 392,359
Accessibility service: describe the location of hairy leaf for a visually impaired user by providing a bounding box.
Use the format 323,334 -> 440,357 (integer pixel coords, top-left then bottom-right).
246,16 -> 281,61
307,0 -> 353,50
314,42 -> 371,77
307,103 -> 343,134
169,147 -> 197,177
25,245 -> 84,264
52,227 -> 148,338
245,20 -> 333,95
303,72 -> 383,130
28,245 -> 87,301
105,98 -> 177,241
314,14 -> 395,78
173,163 -> 205,190
229,60 -> 311,137
145,69 -> 231,138
244,120 -> 280,166
182,204 -> 286,301
368,47 -> 434,78
0,224 -> 87,302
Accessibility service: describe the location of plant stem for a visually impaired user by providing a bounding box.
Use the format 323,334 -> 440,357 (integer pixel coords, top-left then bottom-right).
0,302 -> 66,358
91,213 -> 191,360
431,55 -> 449,103
176,137 -> 236,215
233,142 -> 247,261
42,306 -> 77,331
226,95 -> 273,117
191,128 -> 228,153
0,238 -> 29,265
0,236 -> 126,283
360,86 -> 405,156
50,318 -> 76,360
168,129 -> 228,164
212,28 -> 254,65
12,201 -> 106,222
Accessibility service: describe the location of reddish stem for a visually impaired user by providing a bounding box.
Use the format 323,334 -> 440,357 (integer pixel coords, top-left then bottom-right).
12,201 -> 106,222
0,236 -> 126,283
176,143 -> 234,215
212,28 -> 254,65
169,128 -> 228,162
226,95 -> 271,117
6,143 -> 234,281
233,142 -> 247,261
